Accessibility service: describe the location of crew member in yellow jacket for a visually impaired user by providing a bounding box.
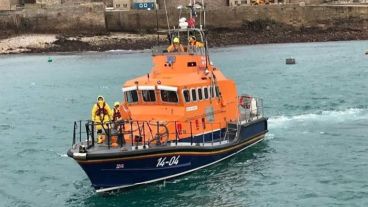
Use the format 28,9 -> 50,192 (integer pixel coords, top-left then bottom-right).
91,96 -> 113,144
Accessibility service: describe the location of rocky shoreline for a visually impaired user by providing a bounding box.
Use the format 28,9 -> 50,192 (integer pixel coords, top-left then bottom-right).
2,26 -> 368,55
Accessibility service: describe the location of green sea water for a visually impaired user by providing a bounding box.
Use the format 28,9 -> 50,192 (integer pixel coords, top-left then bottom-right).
0,41 -> 368,207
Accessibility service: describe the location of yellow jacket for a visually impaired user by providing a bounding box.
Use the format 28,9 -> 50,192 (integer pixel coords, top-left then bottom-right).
91,101 -> 113,124
167,44 -> 184,53
190,41 -> 204,48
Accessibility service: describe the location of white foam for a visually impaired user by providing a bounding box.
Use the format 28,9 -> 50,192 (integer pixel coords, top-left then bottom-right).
57,153 -> 68,158
265,133 -> 275,140
269,108 -> 368,129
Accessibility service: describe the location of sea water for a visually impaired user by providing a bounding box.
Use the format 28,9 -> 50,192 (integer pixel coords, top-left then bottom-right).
0,41 -> 367,207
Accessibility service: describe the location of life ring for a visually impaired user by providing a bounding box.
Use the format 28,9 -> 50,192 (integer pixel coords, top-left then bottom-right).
239,96 -> 251,109
239,96 -> 245,108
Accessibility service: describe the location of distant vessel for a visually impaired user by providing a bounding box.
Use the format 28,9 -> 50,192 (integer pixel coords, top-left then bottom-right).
67,1 -> 268,193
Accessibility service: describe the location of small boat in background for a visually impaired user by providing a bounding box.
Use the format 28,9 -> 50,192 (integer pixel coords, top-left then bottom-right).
67,1 -> 268,193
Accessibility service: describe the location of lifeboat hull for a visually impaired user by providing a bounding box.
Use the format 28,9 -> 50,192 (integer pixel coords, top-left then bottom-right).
69,118 -> 268,193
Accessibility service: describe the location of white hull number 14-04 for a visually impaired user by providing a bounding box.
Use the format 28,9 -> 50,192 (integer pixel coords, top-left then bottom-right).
156,156 -> 180,167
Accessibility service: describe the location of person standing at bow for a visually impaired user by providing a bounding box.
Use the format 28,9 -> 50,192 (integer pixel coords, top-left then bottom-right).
167,37 -> 184,53
189,36 -> 204,48
113,102 -> 122,122
91,96 -> 113,144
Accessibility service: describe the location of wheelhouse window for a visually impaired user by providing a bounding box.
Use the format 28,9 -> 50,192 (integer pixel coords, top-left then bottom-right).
215,86 -> 220,97
210,86 -> 215,98
161,90 -> 178,103
183,90 -> 190,103
191,89 -> 197,101
198,88 -> 203,100
142,90 -> 156,102
204,87 -> 209,99
125,90 -> 138,103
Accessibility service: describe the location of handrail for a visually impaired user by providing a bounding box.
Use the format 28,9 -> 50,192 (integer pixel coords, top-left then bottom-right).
71,110 -> 265,152
152,45 -> 206,56
238,95 -> 265,124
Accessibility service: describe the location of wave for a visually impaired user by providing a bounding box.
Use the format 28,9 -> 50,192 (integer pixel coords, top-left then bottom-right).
269,108 -> 368,129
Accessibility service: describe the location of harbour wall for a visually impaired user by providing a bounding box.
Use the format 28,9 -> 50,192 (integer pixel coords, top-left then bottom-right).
1,4 -> 368,35
106,5 -> 368,32
0,3 -> 106,34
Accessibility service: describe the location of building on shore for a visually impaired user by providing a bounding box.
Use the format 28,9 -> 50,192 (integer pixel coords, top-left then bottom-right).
112,0 -> 159,10
156,0 -> 227,9
0,0 -> 19,10
113,0 -> 131,9
229,0 -> 326,5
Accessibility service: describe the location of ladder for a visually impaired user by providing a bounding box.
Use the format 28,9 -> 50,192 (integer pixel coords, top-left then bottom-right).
224,123 -> 238,141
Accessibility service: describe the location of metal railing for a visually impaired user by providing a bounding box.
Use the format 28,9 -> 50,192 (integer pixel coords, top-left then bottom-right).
238,95 -> 264,124
72,119 -> 232,151
152,45 -> 206,56
72,97 -> 265,152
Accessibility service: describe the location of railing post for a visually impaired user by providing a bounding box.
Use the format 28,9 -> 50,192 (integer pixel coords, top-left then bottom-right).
73,122 -> 76,146
219,123 -> 222,144
91,121 -> 95,147
119,122 -> 124,148
143,122 -> 146,149
211,122 -> 214,145
130,121 -> 133,148
85,122 -> 89,148
137,121 -> 141,149
107,123 -> 110,149
79,120 -> 82,142
156,121 -> 159,145
175,121 -> 178,146
190,121 -> 193,146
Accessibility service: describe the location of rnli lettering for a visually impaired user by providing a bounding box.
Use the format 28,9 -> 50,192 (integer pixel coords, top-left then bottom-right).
156,156 -> 180,167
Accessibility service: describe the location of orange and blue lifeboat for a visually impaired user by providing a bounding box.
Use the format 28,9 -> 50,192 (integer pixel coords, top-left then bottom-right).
67,28 -> 268,193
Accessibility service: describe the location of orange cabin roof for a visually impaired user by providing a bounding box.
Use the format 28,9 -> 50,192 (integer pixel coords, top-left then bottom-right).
123,54 -> 228,88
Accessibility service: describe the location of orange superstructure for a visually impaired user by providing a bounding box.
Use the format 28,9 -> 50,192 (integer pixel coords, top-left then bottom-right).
119,42 -> 239,142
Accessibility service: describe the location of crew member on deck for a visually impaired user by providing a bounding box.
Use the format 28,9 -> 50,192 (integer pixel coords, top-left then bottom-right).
167,37 -> 184,53
113,102 -> 122,122
91,96 -> 113,144
189,36 -> 204,48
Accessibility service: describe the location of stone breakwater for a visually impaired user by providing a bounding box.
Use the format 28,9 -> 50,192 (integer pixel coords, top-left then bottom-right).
1,4 -> 368,54
2,25 -> 368,54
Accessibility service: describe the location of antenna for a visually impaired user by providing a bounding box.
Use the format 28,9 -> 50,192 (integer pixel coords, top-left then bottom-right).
155,3 -> 159,45
202,0 -> 205,28
177,5 -> 183,24
163,0 -> 171,34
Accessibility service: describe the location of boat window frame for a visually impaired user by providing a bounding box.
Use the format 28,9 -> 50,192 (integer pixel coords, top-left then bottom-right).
215,86 -> 220,97
141,89 -> 156,103
203,86 -> 209,99
197,87 -> 203,101
182,89 -> 191,103
191,88 -> 197,102
210,86 -> 215,98
160,89 -> 179,104
124,90 -> 139,104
